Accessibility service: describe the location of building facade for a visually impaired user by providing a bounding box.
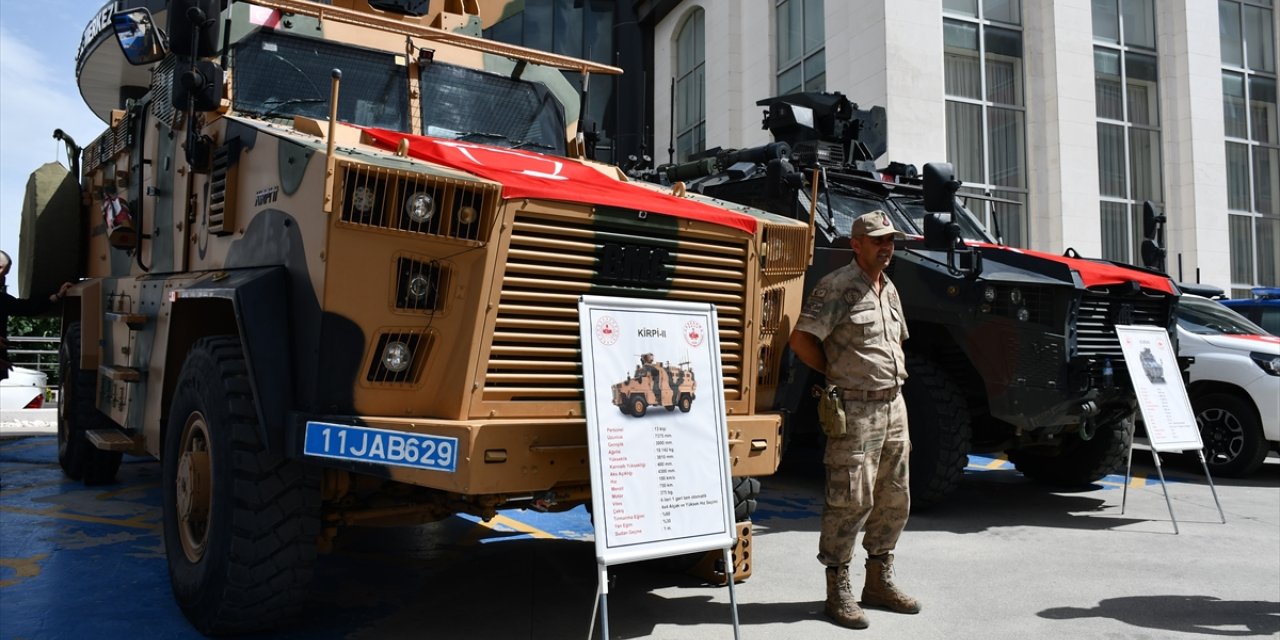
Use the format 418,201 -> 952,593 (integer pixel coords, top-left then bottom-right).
633,0 -> 1279,297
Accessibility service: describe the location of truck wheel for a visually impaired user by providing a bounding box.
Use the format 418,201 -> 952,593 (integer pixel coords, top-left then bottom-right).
733,476 -> 760,521
1009,415 -> 1132,486
56,322 -> 123,485
678,393 -> 693,413
903,355 -> 971,509
1193,392 -> 1267,477
162,336 -> 320,635
630,395 -> 647,417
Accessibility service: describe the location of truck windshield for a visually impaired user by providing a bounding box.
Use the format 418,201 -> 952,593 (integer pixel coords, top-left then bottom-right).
419,63 -> 566,156
799,189 -> 916,241
894,198 -> 996,243
232,32 -> 410,131
1177,295 -> 1269,336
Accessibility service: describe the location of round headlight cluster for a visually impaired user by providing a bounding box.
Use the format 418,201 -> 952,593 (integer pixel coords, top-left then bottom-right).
351,186 -> 377,213
457,205 -> 479,225
404,192 -> 435,223
407,275 -> 431,299
382,341 -> 412,373
982,286 -> 997,303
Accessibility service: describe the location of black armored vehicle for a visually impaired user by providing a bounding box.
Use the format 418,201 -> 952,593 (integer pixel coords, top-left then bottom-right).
651,92 -> 1181,506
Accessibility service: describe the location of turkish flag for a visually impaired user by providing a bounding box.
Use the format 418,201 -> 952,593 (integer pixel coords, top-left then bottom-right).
361,128 -> 757,235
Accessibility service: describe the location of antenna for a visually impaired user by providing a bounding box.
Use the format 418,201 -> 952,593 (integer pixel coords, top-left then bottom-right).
668,77 -> 676,164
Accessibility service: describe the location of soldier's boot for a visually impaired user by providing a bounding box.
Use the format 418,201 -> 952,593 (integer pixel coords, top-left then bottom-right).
861,554 -> 921,614
824,566 -> 870,629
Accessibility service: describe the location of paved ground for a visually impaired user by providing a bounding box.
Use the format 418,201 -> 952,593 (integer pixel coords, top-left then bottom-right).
1,433 -> 1277,639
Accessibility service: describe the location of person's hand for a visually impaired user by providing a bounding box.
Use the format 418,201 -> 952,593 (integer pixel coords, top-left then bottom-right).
49,282 -> 73,302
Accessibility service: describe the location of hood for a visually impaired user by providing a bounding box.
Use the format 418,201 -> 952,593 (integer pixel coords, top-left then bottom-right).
1198,332 -> 1280,354
968,242 -> 1175,294
361,128 -> 759,235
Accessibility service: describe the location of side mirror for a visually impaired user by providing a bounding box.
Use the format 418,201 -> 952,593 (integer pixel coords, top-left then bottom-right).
923,162 -> 960,213
923,213 -> 961,251
112,9 -> 168,66
167,0 -> 222,59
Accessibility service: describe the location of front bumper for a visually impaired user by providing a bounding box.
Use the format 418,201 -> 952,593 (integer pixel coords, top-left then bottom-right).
289,412 -> 783,494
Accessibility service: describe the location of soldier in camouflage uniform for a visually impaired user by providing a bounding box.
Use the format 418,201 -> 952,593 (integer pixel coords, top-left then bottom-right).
789,211 -> 921,629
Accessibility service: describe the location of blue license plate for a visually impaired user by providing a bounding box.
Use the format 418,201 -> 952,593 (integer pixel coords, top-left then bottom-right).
303,422 -> 458,473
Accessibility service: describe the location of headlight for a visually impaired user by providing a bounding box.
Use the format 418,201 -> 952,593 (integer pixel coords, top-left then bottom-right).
982,285 -> 997,303
1250,352 -> 1280,376
404,192 -> 435,223
351,185 -> 377,213
382,341 -> 412,373
1016,307 -> 1031,322
1009,288 -> 1023,305
457,204 -> 478,225
407,275 -> 431,299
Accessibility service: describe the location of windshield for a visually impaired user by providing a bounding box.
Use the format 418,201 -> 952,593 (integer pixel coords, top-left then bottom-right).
232,32 -> 409,131
799,188 -> 916,242
894,198 -> 995,243
1177,296 -> 1269,336
419,63 -> 566,156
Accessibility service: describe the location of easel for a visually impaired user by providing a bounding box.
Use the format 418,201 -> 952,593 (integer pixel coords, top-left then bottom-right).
590,549 -> 742,640
1119,417 -> 1225,534
1114,325 -> 1227,533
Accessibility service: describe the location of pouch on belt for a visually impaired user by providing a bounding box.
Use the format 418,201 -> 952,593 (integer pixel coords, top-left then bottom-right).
817,384 -> 847,437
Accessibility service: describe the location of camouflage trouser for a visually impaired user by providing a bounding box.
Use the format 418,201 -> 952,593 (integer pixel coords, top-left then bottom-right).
817,393 -> 910,567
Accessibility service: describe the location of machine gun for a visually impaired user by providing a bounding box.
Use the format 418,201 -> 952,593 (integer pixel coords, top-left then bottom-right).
651,91 -> 887,189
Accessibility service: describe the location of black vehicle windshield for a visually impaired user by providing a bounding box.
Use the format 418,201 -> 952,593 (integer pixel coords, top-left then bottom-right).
232,32 -> 410,131
799,189 -> 916,242
419,63 -> 566,156
1177,295 -> 1269,336
894,198 -> 996,243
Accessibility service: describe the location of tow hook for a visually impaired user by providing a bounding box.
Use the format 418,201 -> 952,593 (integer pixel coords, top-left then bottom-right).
1078,401 -> 1100,441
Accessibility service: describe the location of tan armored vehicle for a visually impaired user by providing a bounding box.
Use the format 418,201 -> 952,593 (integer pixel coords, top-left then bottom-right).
22,0 -> 811,633
611,353 -> 697,416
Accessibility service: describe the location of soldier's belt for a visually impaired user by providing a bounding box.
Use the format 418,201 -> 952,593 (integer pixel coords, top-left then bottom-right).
841,386 -> 901,402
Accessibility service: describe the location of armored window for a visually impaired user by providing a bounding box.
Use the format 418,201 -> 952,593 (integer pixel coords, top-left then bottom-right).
674,9 -> 705,163
1221,0 -> 1279,298
776,0 -> 825,96
943,0 -> 1027,248
230,31 -> 409,132
418,62 -> 567,157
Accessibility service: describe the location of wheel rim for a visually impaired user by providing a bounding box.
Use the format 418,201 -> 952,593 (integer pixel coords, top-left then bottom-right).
633,398 -> 645,415
175,412 -> 213,564
1197,407 -> 1244,464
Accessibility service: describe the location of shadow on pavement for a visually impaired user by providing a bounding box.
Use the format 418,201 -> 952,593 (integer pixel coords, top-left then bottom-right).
1040,595 -> 1280,637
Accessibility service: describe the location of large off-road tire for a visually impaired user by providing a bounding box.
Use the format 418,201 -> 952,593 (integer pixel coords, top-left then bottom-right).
903,355 -> 972,509
678,393 -> 693,413
1008,415 -> 1133,486
733,476 -> 760,521
630,395 -> 647,418
57,322 -> 123,485
1192,392 -> 1267,477
162,336 -> 320,635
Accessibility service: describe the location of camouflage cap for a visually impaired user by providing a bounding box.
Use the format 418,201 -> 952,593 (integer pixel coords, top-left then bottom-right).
851,210 -> 904,238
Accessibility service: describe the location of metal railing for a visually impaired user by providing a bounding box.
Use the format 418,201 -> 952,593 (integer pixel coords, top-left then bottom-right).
7,336 -> 60,381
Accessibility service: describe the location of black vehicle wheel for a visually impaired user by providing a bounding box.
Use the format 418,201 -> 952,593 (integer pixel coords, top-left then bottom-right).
665,404 -> 676,411
903,355 -> 972,509
57,322 -> 122,485
678,394 -> 693,413
1009,415 -> 1133,486
1193,392 -> 1267,477
630,396 -> 647,418
162,336 -> 320,635
733,476 -> 760,521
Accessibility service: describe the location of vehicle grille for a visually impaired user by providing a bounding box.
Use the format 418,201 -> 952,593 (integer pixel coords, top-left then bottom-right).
335,162 -> 499,244
1073,290 -> 1172,363
484,208 -> 750,403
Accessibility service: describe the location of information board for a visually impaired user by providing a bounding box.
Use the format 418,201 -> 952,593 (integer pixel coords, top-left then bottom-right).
578,296 -> 736,566
1115,324 -> 1203,453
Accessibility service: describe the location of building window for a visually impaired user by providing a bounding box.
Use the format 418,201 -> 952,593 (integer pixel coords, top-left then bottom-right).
1221,0 -> 1279,297
776,0 -> 825,95
943,0 -> 1027,247
675,9 -> 705,162
1092,0 -> 1162,265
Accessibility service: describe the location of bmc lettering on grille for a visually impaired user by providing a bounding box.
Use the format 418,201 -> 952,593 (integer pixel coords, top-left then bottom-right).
597,243 -> 670,288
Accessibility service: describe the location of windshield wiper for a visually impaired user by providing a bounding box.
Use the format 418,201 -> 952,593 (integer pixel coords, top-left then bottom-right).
455,131 -> 510,143
257,98 -> 327,119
